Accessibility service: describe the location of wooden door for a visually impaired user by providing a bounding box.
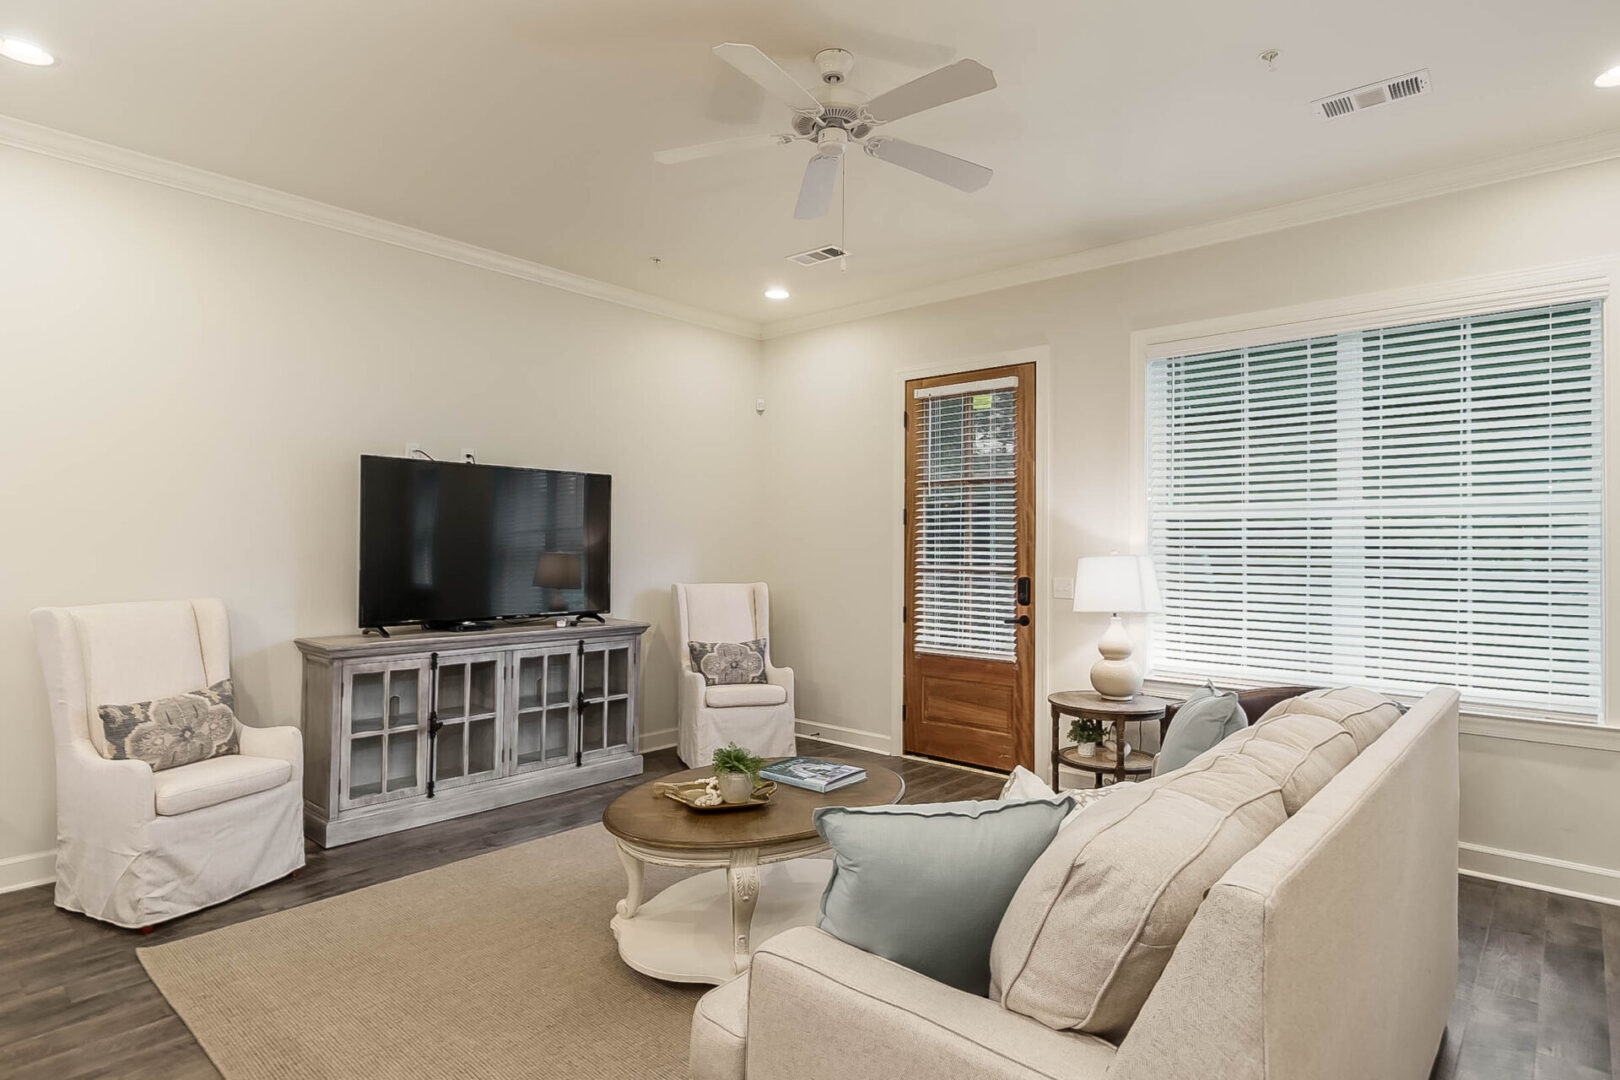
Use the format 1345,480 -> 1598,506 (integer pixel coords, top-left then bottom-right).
904,363 -> 1035,771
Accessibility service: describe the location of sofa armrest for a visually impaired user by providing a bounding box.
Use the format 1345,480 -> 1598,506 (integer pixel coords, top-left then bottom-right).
743,928 -> 1116,1080
239,724 -> 304,784
58,740 -> 156,826
764,663 -> 794,709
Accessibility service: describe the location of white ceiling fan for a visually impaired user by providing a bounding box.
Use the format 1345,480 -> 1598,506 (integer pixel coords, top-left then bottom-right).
655,43 -> 997,220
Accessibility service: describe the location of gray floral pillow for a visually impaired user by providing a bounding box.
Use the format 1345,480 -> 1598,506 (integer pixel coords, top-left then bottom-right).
97,680 -> 241,772
688,639 -> 769,686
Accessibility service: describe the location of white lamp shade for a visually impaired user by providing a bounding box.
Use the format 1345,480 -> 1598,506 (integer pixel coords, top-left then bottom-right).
1073,555 -> 1161,615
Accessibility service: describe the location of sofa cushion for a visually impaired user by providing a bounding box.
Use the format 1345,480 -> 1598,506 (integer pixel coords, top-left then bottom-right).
1258,686 -> 1401,752
152,754 -> 292,815
990,753 -> 1286,1039
97,679 -> 242,771
704,683 -> 788,708
1154,682 -> 1247,776
1000,765 -> 1119,827
814,797 -> 1074,996
688,639 -> 769,685
689,973 -> 749,1080
1194,711 -> 1358,814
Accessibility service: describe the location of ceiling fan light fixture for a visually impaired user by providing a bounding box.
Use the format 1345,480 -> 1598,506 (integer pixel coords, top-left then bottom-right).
0,36 -> 54,66
764,286 -> 791,301
1596,64 -> 1620,88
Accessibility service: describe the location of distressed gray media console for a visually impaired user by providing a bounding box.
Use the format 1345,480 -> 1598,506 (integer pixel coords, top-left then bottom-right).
295,618 -> 647,846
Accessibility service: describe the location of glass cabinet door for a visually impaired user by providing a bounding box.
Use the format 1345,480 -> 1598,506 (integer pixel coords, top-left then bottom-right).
433,653 -> 503,792
579,641 -> 635,763
509,647 -> 576,774
340,659 -> 431,809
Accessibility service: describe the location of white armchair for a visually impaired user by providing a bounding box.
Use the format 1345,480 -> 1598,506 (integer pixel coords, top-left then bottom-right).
674,583 -> 797,768
32,598 -> 305,928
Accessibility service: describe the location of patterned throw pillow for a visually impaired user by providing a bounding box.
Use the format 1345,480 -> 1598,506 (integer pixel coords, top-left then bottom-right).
97,680 -> 242,772
688,639 -> 769,686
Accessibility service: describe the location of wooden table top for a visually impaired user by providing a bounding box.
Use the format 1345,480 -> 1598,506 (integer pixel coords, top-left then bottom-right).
601,762 -> 905,852
1048,690 -> 1173,718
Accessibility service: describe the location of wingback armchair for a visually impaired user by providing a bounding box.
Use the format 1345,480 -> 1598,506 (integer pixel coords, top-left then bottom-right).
32,598 -> 305,928
673,583 -> 797,767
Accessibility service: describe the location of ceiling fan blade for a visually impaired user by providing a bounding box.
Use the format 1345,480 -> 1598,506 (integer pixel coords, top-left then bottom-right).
653,132 -> 796,165
863,59 -> 997,123
865,138 -> 992,193
713,43 -> 825,116
794,151 -> 842,220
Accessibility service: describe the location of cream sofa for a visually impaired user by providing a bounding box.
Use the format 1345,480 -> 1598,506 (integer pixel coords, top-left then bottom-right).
674,582 -> 797,768
690,686 -> 1459,1080
32,598 -> 305,928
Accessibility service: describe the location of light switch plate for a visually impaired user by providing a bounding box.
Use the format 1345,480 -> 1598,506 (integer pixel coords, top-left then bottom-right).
1053,576 -> 1075,600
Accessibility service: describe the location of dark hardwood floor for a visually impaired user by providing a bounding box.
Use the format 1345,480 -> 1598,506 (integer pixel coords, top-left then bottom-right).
0,739 -> 1612,1079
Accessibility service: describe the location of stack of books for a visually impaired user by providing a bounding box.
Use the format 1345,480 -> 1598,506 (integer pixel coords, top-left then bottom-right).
758,756 -> 867,793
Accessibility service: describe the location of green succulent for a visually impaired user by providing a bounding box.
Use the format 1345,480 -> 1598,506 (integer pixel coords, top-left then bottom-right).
1069,718 -> 1107,745
712,742 -> 766,775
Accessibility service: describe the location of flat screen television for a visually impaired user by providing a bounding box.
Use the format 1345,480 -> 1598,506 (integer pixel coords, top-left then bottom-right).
358,455 -> 611,629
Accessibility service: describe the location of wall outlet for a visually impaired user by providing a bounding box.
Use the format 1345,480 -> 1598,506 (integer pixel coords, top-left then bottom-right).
1053,576 -> 1075,600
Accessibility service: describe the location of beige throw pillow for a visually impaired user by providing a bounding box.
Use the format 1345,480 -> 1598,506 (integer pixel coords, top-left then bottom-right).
1190,711 -> 1358,815
990,753 -> 1287,1039
1257,686 -> 1401,752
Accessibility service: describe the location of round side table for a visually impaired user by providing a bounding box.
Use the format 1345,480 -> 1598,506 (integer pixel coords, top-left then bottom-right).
1049,691 -> 1171,791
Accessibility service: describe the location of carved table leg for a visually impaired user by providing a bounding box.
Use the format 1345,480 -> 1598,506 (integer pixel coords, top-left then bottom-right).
727,847 -> 762,975
614,841 -> 645,920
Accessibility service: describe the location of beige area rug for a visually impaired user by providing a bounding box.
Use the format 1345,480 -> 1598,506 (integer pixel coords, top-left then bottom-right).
139,824 -> 705,1080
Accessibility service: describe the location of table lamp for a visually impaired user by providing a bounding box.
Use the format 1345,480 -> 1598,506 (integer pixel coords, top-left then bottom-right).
1074,554 -> 1161,701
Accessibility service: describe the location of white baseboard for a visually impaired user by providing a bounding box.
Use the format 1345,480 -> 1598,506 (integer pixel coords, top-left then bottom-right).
0,850 -> 55,895
639,727 -> 677,754
1458,841 -> 1620,907
794,719 -> 894,755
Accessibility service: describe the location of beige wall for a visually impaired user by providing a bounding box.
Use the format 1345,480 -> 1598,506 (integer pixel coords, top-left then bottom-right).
0,145 -> 766,889
761,157 -> 1620,903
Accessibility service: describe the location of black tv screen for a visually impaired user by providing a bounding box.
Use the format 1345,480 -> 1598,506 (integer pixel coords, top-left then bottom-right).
358,456 -> 610,628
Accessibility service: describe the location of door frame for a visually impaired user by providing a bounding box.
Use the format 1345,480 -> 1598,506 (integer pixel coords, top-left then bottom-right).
887,345 -> 1053,775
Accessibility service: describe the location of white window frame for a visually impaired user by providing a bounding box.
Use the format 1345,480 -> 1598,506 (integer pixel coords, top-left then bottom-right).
1129,258 -> 1620,751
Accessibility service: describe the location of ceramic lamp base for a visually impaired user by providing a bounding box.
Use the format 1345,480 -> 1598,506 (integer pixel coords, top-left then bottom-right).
1090,614 -> 1144,700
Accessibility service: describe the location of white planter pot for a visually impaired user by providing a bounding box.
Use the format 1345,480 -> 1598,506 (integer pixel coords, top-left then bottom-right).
1074,741 -> 1101,758
716,771 -> 755,804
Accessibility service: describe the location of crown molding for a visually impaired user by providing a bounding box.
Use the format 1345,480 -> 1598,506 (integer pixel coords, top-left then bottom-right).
0,114 -> 763,341
761,128 -> 1620,340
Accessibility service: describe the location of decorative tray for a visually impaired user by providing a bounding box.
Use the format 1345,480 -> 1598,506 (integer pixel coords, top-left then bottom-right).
655,777 -> 777,812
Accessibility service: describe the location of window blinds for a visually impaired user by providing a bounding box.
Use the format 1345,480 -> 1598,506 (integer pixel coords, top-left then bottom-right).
911,379 -> 1020,661
1146,301 -> 1604,719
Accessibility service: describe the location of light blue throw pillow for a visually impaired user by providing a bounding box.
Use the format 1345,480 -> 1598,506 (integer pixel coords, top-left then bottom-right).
1155,681 -> 1247,776
813,797 -> 1074,995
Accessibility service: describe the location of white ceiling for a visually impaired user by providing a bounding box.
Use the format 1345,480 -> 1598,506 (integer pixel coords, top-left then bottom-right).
3,0 -> 1620,328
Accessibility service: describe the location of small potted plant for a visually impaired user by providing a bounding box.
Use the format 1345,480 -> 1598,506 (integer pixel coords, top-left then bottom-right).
712,743 -> 766,804
1068,718 -> 1106,758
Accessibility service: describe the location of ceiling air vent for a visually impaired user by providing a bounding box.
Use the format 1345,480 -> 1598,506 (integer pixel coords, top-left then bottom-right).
1312,69 -> 1431,120
787,244 -> 848,267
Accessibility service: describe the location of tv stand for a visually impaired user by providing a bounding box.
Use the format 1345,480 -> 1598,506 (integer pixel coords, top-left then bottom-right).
571,611 -> 606,625
363,625 -> 391,638
296,618 -> 648,847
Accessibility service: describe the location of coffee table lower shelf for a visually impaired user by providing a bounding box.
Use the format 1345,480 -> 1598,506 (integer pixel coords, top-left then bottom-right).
610,858 -> 832,985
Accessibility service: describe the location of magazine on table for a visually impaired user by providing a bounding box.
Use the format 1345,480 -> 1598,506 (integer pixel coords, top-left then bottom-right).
758,756 -> 867,793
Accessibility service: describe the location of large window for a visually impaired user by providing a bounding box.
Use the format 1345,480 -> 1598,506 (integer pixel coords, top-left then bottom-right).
1146,301 -> 1604,719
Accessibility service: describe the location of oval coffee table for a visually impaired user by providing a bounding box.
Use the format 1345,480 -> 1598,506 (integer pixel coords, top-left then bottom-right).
602,761 -> 904,984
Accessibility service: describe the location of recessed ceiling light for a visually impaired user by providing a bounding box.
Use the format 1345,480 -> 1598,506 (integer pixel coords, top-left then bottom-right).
764,286 -> 790,301
1596,64 -> 1620,88
0,37 -> 55,66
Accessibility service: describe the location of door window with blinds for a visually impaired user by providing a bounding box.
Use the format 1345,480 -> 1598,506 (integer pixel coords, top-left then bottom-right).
911,378 -> 1021,660
1146,301 -> 1604,720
